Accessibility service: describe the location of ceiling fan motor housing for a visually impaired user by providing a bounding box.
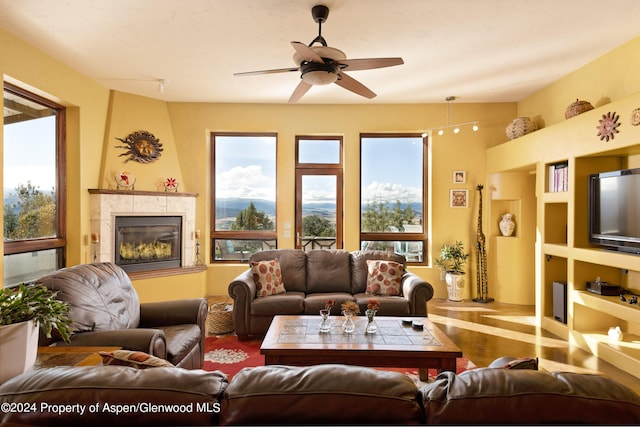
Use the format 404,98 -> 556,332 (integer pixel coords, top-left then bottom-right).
300,61 -> 339,85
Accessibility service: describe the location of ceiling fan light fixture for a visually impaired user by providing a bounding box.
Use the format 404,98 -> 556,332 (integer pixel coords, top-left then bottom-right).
301,69 -> 338,85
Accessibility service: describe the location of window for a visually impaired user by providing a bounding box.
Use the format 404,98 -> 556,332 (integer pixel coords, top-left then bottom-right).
295,136 -> 343,251
211,133 -> 277,261
360,134 -> 426,263
3,83 -> 66,286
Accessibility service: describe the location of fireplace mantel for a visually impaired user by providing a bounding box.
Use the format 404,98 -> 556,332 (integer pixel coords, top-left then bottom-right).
89,189 -> 199,273
88,189 -> 198,197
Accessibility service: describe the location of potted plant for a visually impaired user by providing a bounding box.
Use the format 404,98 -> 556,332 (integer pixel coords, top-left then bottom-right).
435,241 -> 470,302
0,283 -> 73,382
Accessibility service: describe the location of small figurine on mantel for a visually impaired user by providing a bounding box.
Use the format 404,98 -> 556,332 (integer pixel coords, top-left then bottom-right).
499,213 -> 516,237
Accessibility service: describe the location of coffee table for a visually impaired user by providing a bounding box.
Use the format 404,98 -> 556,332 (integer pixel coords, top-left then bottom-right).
261,315 -> 462,381
36,346 -> 121,368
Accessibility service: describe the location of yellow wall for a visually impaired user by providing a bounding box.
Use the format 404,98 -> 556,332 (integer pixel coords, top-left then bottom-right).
10,29 -> 640,305
518,35 -> 640,127
102,91 -> 185,192
1,27 -> 518,302
167,102 -> 515,298
484,35 -> 640,306
0,28 -> 110,272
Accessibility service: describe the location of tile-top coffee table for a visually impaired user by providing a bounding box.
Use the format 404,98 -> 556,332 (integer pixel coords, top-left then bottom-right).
261,315 -> 462,381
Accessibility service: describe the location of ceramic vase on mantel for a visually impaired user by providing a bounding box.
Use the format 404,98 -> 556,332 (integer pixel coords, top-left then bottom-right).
499,213 -> 516,237
506,117 -> 537,140
0,320 -> 39,383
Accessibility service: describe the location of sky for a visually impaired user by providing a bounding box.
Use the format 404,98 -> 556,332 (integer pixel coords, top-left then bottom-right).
3,116 -> 57,193
215,135 -> 423,205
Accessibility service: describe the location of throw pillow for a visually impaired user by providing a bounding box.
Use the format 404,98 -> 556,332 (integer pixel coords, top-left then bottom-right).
99,350 -> 174,369
489,356 -> 539,370
366,260 -> 404,296
251,259 -> 286,298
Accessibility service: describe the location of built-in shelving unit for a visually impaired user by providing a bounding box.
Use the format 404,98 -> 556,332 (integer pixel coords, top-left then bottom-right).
486,92 -> 640,379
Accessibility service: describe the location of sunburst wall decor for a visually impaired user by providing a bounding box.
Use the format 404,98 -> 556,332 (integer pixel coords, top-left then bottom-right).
115,130 -> 163,163
596,112 -> 621,142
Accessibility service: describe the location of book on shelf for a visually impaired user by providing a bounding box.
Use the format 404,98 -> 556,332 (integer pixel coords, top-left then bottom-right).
548,162 -> 568,192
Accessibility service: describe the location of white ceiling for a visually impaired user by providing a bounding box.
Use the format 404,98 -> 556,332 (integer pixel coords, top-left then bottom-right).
1,0 -> 640,104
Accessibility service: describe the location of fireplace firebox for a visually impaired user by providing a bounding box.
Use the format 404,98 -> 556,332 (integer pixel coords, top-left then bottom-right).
114,216 -> 182,273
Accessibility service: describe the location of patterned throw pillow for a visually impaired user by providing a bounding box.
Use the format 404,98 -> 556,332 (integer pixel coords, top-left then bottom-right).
99,350 -> 174,369
251,259 -> 286,298
366,260 -> 404,296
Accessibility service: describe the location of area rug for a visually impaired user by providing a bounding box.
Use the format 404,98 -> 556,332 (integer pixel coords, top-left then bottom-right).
203,335 -> 476,384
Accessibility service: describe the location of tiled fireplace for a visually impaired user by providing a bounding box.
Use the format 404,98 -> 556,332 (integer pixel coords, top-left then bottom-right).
89,189 -> 197,272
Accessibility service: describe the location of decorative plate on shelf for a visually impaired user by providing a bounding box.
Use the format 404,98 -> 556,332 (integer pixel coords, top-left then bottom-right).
631,108 -> 640,126
116,170 -> 136,189
164,177 -> 178,192
596,111 -> 620,142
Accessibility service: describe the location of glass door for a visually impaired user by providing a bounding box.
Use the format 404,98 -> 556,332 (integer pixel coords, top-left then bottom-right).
296,171 -> 342,250
295,136 -> 343,251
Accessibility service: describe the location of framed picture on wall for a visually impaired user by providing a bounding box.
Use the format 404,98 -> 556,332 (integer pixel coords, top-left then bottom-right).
453,170 -> 466,183
450,189 -> 468,208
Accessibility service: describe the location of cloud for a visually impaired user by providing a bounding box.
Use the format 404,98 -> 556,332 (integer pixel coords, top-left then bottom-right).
216,165 -> 275,200
361,181 -> 421,204
3,164 -> 56,192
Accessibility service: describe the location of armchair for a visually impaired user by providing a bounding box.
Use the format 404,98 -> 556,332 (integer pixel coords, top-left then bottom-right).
35,262 -> 208,369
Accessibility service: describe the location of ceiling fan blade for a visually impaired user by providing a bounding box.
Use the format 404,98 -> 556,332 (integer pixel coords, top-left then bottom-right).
335,72 -> 376,99
338,57 -> 404,71
234,67 -> 300,76
289,80 -> 313,103
291,41 -> 324,63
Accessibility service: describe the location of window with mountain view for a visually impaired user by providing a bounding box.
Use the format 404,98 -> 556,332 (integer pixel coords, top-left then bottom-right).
360,134 -> 426,263
211,133 -> 277,261
3,83 -> 66,286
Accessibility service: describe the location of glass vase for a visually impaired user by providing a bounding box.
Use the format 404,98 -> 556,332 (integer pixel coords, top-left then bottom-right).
365,309 -> 378,333
319,309 -> 331,333
342,311 -> 355,333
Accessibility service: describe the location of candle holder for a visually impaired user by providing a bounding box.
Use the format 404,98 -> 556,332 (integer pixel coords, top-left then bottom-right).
194,230 -> 203,266
91,233 -> 100,262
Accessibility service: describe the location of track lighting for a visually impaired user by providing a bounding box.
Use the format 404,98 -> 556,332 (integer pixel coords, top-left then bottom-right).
424,97 -> 480,136
158,79 -> 169,93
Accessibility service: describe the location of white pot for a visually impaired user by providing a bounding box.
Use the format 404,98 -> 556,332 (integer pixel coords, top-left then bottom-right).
0,320 -> 39,383
445,272 -> 466,302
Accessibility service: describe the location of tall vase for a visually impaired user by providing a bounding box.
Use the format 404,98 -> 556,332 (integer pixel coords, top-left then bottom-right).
365,309 -> 378,333
342,311 -> 355,333
319,309 -> 331,333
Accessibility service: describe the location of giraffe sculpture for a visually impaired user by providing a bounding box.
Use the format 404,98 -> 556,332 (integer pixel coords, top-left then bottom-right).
473,184 -> 494,303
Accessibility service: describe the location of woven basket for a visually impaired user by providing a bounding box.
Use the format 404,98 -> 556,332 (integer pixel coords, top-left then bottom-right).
207,302 -> 234,335
565,98 -> 594,119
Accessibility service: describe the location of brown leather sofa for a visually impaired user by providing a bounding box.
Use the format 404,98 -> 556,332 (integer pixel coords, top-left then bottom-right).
228,249 -> 434,339
35,262 -> 208,369
1,363 -> 639,425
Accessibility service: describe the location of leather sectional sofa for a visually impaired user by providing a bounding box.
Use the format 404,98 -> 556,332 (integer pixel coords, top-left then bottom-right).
228,249 -> 434,339
1,363 -> 639,425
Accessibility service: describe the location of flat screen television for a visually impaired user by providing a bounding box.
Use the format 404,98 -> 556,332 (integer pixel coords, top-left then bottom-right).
588,167 -> 640,254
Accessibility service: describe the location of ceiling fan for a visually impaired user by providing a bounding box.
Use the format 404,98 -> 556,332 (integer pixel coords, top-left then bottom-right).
234,4 -> 404,103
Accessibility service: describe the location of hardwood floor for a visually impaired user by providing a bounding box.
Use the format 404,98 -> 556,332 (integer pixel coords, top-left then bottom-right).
208,295 -> 639,393
427,297 -> 640,393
